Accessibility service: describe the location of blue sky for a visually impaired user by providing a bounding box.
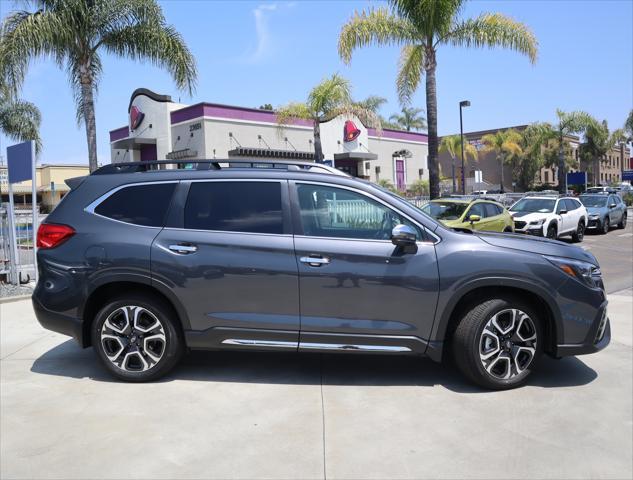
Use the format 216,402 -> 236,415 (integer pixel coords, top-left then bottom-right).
1,0 -> 632,166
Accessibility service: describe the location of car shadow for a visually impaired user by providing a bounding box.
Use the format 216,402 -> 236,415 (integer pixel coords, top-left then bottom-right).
30,340 -> 598,393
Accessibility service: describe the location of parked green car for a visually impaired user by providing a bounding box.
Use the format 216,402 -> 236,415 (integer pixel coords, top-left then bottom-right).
422,198 -> 515,233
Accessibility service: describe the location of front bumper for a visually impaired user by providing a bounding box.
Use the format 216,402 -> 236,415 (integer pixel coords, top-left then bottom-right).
514,226 -> 544,236
555,303 -> 610,357
32,296 -> 85,346
586,217 -> 601,229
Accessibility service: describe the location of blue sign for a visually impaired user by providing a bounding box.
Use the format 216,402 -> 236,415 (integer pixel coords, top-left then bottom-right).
623,170 -> 633,182
7,141 -> 34,184
566,171 -> 587,185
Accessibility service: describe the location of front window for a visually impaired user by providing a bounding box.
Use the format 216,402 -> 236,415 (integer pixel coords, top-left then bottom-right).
296,184 -> 422,240
510,198 -> 556,214
580,196 -> 607,208
422,202 -> 468,221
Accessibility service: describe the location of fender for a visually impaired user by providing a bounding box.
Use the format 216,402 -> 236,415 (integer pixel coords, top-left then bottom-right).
430,275 -> 564,348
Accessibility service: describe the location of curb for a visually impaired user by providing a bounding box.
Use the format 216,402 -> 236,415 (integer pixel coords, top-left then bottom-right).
0,294 -> 32,305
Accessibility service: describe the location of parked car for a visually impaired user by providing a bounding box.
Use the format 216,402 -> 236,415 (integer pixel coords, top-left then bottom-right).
509,196 -> 588,241
580,194 -> 627,233
421,198 -> 514,233
585,186 -> 617,194
33,160 -> 610,390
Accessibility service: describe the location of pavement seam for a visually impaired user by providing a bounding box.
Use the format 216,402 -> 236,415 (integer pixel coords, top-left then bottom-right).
0,334 -> 51,361
320,354 -> 327,480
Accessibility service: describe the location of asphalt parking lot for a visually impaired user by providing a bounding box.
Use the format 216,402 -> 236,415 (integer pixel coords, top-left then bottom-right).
1,225 -> 632,480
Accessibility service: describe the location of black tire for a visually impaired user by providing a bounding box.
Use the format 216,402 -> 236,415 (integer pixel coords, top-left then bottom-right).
452,296 -> 543,390
618,213 -> 627,229
571,220 -> 585,242
91,293 -> 184,382
600,217 -> 609,234
503,227 -> 513,233
546,223 -> 557,239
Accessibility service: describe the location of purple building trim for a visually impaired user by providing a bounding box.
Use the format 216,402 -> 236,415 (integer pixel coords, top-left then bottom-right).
171,102 -> 313,128
367,128 -> 428,143
110,126 -> 129,141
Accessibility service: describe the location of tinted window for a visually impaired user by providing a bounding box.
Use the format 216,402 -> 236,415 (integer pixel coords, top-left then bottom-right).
422,201 -> 468,220
297,184 -> 422,240
95,183 -> 176,227
185,182 -> 283,234
580,195 -> 607,208
483,203 -> 501,217
564,199 -> 578,211
510,198 -> 555,213
468,203 -> 487,218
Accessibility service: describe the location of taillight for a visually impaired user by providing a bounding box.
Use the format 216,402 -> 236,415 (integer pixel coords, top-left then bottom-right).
37,223 -> 75,249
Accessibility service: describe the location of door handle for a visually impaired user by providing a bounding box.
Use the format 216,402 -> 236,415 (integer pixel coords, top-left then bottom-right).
300,255 -> 331,267
168,243 -> 198,254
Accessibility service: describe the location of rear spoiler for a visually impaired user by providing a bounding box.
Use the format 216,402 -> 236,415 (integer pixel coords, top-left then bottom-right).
65,176 -> 87,190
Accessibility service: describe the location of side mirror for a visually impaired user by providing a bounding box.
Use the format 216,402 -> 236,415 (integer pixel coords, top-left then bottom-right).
391,224 -> 417,247
469,214 -> 481,223
558,209 -> 567,215
609,203 -> 617,208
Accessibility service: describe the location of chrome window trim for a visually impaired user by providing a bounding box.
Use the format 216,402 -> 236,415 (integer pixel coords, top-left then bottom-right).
162,226 -> 292,238
84,180 -> 179,228
293,180 -> 441,244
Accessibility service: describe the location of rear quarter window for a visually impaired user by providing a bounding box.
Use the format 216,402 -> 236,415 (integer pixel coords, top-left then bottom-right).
94,183 -> 176,227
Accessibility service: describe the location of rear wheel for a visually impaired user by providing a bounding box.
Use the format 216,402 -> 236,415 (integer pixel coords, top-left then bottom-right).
546,223 -> 557,239
91,294 -> 184,382
571,220 -> 585,242
452,297 -> 542,390
618,213 -> 627,229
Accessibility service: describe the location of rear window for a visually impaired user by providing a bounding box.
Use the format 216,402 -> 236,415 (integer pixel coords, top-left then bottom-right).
94,183 -> 176,227
483,203 -> 502,216
184,181 -> 283,234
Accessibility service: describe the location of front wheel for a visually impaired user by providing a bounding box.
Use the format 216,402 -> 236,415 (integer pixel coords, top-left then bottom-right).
91,294 -> 184,382
546,224 -> 557,239
572,220 -> 585,242
452,297 -> 543,390
600,217 -> 610,234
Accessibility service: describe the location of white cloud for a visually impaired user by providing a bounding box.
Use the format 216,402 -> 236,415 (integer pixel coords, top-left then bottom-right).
240,2 -> 293,64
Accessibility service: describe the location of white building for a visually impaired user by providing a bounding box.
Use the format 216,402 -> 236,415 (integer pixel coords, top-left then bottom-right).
110,89 -> 429,190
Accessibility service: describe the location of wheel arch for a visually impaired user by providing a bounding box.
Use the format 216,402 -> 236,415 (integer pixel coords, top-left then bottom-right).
433,280 -> 562,361
81,280 -> 190,348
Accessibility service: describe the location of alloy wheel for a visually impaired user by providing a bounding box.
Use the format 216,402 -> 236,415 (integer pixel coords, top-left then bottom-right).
479,309 -> 537,380
576,222 -> 585,241
100,306 -> 166,372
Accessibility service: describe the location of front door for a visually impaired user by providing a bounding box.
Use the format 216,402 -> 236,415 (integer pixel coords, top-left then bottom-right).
395,158 -> 406,191
291,182 -> 440,353
151,180 -> 300,349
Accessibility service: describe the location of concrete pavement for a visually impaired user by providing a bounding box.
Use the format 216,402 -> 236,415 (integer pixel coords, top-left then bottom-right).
1,293 -> 631,479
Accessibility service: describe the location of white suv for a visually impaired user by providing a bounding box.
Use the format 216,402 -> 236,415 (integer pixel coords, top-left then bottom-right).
509,196 -> 588,242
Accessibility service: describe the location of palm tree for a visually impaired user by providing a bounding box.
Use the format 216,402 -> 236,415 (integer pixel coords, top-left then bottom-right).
625,109 -> 633,141
515,122 -> 553,191
389,106 -> 426,132
439,134 -> 477,192
580,119 -> 626,185
354,95 -> 387,114
338,0 -> 538,199
0,85 -> 41,152
0,0 -> 197,172
551,110 -> 592,192
480,129 -> 522,193
276,74 -> 380,163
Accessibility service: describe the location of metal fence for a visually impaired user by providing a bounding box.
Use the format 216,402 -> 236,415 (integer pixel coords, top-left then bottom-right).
0,206 -> 45,284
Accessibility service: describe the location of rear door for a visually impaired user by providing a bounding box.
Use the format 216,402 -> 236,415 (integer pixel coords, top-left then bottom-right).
151,179 -> 300,349
291,181 -> 440,352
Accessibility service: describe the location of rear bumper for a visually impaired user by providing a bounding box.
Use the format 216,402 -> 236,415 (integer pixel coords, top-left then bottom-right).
32,296 -> 85,347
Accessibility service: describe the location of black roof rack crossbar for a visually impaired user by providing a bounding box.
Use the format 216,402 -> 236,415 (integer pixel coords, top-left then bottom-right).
92,159 -> 349,177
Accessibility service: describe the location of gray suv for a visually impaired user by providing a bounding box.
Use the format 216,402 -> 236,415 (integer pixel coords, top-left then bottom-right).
33,160 -> 610,389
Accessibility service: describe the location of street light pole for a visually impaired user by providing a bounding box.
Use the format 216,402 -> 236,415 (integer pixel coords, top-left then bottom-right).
459,100 -> 470,195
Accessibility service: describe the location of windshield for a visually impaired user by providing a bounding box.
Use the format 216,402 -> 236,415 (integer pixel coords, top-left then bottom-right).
579,196 -> 607,208
585,187 -> 604,193
422,202 -> 468,220
510,198 -> 556,213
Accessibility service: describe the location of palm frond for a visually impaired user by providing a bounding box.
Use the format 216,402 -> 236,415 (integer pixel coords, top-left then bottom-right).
308,73 -> 352,117
338,7 -> 417,64
444,13 -> 538,64
396,44 -> 425,105
556,109 -> 593,135
329,104 -> 382,133
0,96 -> 42,152
354,95 -> 387,114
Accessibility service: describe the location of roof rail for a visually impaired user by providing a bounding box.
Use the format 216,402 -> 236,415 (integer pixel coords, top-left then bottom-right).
93,159 -> 350,177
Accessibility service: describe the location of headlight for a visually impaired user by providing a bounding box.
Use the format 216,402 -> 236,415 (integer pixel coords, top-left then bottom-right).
529,219 -> 545,226
544,255 -> 601,288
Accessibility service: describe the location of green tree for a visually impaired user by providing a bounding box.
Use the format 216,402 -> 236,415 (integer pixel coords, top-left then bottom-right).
276,74 -> 380,163
480,129 -> 522,193
0,0 -> 197,172
580,119 -> 626,185
439,134 -> 477,192
338,0 -> 538,198
551,110 -> 592,192
354,95 -> 387,114
625,109 -> 633,141
0,84 -> 41,152
389,106 -> 426,131
514,122 -> 551,191
258,103 -> 274,111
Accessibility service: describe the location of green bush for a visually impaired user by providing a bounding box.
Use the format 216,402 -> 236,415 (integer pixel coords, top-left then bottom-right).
623,193 -> 633,206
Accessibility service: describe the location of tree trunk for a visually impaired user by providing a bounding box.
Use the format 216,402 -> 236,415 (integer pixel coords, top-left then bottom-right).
80,72 -> 98,172
313,120 -> 324,163
451,155 -> 456,193
425,62 -> 439,199
557,133 -> 565,194
499,154 -> 505,193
